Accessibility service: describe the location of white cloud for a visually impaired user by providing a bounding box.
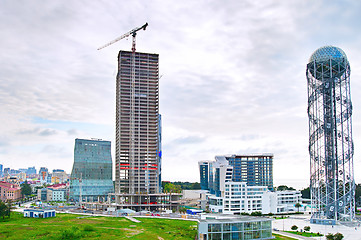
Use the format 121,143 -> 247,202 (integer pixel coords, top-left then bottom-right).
0,0 -> 361,189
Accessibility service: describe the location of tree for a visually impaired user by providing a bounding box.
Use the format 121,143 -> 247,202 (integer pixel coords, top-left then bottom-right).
21,181 -> 32,197
304,226 -> 311,232
163,183 -> 181,193
301,187 -> 310,199
295,203 -> 302,212
179,207 -> 187,213
334,233 -> 344,240
291,225 -> 298,231
0,201 -> 10,219
191,182 -> 201,190
277,185 -> 295,191
250,211 -> 262,216
326,233 -> 334,240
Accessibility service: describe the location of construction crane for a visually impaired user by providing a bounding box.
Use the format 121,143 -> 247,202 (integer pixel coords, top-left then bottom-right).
98,23 -> 148,194
97,22 -> 148,52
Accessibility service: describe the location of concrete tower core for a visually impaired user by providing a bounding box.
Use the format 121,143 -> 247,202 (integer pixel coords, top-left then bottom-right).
306,46 -> 355,224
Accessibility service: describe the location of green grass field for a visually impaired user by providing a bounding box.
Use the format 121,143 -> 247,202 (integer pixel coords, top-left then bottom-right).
272,233 -> 298,240
0,212 -> 198,239
285,230 -> 323,237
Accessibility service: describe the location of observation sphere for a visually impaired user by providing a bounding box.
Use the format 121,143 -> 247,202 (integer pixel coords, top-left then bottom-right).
308,45 -> 348,64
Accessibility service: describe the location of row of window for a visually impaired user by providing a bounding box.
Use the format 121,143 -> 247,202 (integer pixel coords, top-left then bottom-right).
207,221 -> 271,232
206,230 -> 272,240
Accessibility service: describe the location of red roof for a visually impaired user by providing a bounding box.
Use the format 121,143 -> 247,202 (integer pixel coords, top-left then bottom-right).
0,181 -> 21,190
47,183 -> 66,189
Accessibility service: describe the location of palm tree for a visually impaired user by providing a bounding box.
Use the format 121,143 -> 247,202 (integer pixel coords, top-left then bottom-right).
295,203 -> 302,212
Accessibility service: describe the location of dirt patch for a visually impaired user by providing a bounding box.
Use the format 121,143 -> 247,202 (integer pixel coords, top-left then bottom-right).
158,237 -> 164,240
76,219 -> 100,224
122,228 -> 143,237
16,227 -> 34,230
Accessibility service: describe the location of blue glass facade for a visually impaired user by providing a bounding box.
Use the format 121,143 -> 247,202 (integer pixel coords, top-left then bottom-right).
199,161 -> 209,190
70,138 -> 114,201
158,114 -> 162,192
225,155 -> 273,191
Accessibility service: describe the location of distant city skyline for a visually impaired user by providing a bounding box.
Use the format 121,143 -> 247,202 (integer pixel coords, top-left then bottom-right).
1,1 -> 361,190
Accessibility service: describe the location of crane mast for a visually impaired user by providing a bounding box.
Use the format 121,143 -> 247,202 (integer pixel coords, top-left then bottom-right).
98,23 -> 148,194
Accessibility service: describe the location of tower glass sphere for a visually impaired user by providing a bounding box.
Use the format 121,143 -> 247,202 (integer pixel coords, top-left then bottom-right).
306,46 -> 354,223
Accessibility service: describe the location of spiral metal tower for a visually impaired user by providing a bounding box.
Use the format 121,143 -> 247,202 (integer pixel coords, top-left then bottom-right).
306,46 -> 355,223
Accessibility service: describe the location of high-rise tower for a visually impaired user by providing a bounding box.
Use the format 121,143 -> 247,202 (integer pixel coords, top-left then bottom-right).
115,50 -> 160,195
306,46 -> 355,223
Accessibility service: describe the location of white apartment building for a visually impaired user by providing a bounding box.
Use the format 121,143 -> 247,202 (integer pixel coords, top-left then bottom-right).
223,182 -> 269,214
276,190 -> 302,213
208,182 -> 302,215
51,189 -> 66,202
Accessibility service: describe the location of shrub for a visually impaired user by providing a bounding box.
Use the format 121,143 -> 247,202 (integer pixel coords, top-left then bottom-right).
334,232 -> 344,240
291,225 -> 298,231
326,233 -> 334,240
59,226 -> 83,240
83,225 -> 95,232
250,211 -> 262,216
304,226 -> 311,232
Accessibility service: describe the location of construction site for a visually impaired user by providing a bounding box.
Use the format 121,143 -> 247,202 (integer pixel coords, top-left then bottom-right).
97,23 -> 181,212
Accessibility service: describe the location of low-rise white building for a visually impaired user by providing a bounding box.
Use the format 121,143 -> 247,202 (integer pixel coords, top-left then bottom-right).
222,182 -> 268,214
208,181 -> 303,215
208,195 -> 224,213
51,189 -> 66,201
198,214 -> 273,240
276,190 -> 302,213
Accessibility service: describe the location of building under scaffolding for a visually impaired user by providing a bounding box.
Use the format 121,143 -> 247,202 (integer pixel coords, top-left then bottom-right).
115,50 -> 161,195
111,50 -> 180,211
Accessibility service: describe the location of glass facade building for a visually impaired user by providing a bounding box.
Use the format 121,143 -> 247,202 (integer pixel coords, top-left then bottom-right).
198,216 -> 272,240
199,161 -> 210,190
70,138 -> 114,201
224,155 -> 273,191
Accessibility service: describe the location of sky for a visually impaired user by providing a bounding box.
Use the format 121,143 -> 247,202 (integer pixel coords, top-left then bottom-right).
1,0 -> 361,190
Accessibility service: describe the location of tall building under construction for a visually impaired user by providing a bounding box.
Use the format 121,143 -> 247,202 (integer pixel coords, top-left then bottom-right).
115,50 -> 161,195
94,24 -> 179,212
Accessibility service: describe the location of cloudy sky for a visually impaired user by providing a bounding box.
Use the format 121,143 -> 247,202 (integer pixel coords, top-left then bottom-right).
1,0 -> 361,190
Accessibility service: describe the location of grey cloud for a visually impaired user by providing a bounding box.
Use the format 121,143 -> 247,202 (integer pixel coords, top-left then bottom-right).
67,129 -> 78,135
171,136 -> 205,145
41,144 -> 72,159
17,128 -> 57,137
1,0 -> 361,184
233,134 -> 261,141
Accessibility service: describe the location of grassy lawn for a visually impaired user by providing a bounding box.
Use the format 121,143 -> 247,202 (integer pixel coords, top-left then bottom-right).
272,233 -> 298,240
285,231 -> 323,237
0,212 -> 197,239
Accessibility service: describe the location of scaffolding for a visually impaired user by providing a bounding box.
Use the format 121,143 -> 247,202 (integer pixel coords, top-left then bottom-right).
115,51 -> 160,195
306,46 -> 355,223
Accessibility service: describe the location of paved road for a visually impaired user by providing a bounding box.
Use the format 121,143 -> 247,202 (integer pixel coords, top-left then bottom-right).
273,214 -> 361,240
